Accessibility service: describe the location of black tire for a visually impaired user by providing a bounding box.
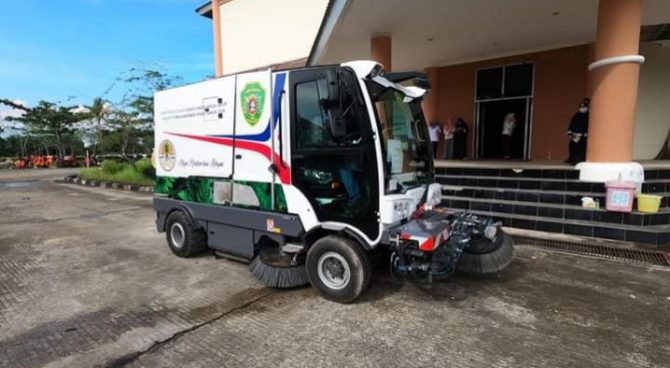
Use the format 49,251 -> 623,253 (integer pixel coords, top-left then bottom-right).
165,211 -> 207,257
306,235 -> 371,304
457,232 -> 514,275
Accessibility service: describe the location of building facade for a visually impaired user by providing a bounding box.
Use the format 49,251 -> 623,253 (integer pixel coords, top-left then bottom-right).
197,0 -> 669,245
309,0 -> 670,181
197,0 -> 328,75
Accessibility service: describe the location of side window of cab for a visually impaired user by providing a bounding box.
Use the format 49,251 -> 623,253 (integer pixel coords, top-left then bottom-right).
295,78 -> 331,149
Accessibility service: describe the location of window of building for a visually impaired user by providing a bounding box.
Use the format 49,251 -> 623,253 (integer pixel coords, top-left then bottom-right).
476,68 -> 503,100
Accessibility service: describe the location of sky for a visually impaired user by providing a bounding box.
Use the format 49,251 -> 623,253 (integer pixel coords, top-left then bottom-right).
0,0 -> 214,110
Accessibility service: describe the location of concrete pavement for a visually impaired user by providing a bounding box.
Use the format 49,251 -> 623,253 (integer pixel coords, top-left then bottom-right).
0,171 -> 669,368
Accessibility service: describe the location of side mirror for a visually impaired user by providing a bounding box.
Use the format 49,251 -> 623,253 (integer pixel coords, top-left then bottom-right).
327,113 -> 347,138
414,77 -> 431,91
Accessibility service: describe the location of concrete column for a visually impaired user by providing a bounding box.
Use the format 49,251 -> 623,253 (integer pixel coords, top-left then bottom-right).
577,0 -> 645,183
212,0 -> 224,77
422,67 -> 439,123
370,35 -> 392,71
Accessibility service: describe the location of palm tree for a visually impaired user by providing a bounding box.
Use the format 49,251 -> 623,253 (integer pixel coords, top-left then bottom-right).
87,97 -> 112,155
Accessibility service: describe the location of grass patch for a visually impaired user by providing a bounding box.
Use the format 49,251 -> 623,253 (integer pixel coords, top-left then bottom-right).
79,159 -> 155,186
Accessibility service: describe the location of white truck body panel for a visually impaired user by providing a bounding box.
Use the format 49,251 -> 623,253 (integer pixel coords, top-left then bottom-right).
154,75 -> 237,178
154,70 -> 277,183
231,70 -> 275,184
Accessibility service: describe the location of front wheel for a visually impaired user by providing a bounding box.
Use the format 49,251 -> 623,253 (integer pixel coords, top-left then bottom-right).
306,235 -> 371,304
457,231 -> 514,275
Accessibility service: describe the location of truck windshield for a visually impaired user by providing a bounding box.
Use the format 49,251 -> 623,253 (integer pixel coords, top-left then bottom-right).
366,81 -> 433,193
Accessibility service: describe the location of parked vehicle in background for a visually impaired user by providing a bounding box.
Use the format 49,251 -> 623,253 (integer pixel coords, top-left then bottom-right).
58,156 -> 79,167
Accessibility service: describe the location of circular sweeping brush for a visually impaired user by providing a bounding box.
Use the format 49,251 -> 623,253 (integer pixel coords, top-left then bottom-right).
249,246 -> 309,288
457,232 -> 515,275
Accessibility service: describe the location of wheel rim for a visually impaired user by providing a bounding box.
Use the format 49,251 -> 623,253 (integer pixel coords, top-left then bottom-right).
170,223 -> 186,249
317,251 -> 351,290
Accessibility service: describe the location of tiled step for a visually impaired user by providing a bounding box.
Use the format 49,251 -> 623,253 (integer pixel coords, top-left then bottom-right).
436,163 -> 670,246
442,195 -> 670,226
441,185 -> 670,210
443,208 -> 670,247
436,166 -> 580,179
436,174 -> 669,193
436,166 -> 670,181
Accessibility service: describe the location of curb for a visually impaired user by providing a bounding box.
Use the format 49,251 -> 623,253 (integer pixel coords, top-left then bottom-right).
62,175 -> 154,193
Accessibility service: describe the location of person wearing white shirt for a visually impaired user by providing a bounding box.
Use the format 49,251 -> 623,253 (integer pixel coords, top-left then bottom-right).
443,118 -> 456,159
501,113 -> 516,159
428,121 -> 442,157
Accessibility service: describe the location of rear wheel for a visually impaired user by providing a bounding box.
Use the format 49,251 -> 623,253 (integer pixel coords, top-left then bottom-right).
165,211 -> 207,257
306,235 -> 371,303
457,231 -> 514,275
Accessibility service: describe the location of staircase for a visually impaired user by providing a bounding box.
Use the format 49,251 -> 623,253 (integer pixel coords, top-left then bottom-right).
436,163 -> 670,248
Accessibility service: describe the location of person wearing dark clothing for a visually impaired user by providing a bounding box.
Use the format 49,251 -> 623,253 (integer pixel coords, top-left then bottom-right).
452,118 -> 469,159
566,100 -> 590,165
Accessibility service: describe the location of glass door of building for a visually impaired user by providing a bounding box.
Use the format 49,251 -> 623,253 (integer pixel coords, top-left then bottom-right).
474,63 -> 534,160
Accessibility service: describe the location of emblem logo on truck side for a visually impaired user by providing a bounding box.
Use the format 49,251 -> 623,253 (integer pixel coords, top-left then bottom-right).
158,139 -> 176,171
240,82 -> 266,126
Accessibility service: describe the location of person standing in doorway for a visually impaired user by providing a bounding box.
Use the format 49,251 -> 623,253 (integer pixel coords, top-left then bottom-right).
443,118 -> 456,159
453,118 -> 469,159
428,121 -> 441,157
565,99 -> 590,165
501,112 -> 516,159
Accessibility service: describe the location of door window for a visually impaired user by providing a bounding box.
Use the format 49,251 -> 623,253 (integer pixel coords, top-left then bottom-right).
295,77 -> 363,150
295,79 -> 329,149
290,68 -> 379,239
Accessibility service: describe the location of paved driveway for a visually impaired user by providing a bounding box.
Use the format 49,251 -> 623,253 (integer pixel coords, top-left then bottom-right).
0,171 -> 669,368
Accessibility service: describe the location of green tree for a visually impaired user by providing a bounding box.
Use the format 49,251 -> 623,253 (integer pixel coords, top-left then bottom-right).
105,110 -> 142,158
84,97 -> 112,155
118,67 -> 182,122
108,67 -> 182,157
0,99 -> 87,158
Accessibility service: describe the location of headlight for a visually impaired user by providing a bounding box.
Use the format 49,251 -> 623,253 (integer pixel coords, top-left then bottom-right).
394,201 -> 410,217
425,183 -> 442,208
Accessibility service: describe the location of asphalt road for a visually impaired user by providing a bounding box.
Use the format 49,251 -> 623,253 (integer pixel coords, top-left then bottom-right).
1,170 -> 669,368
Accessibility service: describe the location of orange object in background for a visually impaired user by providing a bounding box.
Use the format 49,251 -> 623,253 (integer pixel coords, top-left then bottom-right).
13,155 -> 58,169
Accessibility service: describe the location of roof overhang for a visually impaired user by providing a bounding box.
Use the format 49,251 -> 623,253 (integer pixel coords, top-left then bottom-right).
308,0 -> 670,71
195,1 -> 212,18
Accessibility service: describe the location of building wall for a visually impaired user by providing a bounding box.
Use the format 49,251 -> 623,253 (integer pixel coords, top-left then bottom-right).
435,45 -> 590,160
218,0 -> 328,74
634,42 -> 670,160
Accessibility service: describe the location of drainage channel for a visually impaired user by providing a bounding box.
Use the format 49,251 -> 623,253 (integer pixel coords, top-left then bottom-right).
513,235 -> 670,267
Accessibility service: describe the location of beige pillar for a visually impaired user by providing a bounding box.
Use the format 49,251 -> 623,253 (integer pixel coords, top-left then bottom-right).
587,0 -> 643,162
578,0 -> 645,183
212,0 -> 224,77
370,35 -> 392,71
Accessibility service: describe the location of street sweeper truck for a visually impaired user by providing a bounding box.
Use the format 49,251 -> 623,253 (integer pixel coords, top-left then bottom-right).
153,60 -> 514,303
